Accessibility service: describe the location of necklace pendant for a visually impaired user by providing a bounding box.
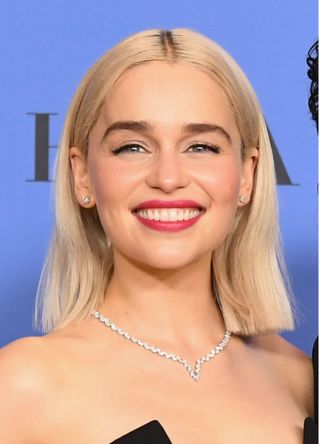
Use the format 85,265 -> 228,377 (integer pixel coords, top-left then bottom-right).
191,372 -> 200,381
188,359 -> 202,381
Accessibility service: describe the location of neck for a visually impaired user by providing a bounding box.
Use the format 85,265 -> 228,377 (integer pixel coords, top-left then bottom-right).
99,250 -> 226,352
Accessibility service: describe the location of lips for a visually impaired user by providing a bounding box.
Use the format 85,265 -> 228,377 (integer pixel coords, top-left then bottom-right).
131,200 -> 206,232
132,199 -> 205,211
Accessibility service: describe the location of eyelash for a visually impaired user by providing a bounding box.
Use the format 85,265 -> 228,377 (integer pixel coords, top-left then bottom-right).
112,144 -> 145,155
188,144 -> 221,154
111,143 -> 221,155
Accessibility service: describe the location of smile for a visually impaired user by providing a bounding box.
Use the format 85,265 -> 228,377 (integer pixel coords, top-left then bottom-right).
132,207 -> 205,232
134,208 -> 202,222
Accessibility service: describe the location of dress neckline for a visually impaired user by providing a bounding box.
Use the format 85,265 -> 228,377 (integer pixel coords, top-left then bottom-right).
110,420 -> 172,443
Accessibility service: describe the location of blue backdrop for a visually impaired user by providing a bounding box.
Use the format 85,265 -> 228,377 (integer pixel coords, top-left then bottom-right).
0,0 -> 317,354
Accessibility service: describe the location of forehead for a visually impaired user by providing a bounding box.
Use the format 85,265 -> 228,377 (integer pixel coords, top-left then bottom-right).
101,61 -> 237,134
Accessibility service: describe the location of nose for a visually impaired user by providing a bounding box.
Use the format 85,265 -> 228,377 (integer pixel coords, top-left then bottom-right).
145,147 -> 190,193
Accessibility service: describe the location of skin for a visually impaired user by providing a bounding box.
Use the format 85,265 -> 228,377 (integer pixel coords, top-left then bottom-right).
71,61 -> 257,347
0,62 -> 313,444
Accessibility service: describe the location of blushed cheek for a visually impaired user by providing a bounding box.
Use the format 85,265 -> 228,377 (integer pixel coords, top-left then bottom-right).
87,159 -> 140,232
202,164 -> 241,207
223,174 -> 241,205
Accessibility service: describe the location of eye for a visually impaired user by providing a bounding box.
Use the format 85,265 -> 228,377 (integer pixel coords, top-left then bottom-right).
187,144 -> 221,154
112,144 -> 146,155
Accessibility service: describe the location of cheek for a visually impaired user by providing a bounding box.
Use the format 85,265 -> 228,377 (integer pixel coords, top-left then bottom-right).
87,158 -> 142,232
199,161 -> 242,205
199,162 -> 242,247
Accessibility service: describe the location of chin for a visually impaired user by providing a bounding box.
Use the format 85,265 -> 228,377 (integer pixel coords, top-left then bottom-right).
126,248 -> 210,272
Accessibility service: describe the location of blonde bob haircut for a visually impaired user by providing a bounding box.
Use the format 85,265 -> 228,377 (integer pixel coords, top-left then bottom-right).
35,28 -> 295,335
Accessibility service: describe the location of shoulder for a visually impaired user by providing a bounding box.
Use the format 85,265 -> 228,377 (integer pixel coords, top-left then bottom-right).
0,337 -> 50,442
249,332 -> 312,372
0,334 -> 62,380
0,336 -> 50,393
250,333 -> 314,417
0,322 -> 97,397
0,328 -> 86,390
0,334 -> 71,443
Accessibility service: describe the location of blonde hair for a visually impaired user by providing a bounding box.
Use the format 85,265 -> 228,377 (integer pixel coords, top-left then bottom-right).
35,28 -> 295,334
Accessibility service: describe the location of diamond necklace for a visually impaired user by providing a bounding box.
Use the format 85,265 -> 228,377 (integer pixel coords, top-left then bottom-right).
91,310 -> 232,382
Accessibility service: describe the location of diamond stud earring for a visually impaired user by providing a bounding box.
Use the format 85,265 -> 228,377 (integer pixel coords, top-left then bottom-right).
82,195 -> 91,205
239,194 -> 247,204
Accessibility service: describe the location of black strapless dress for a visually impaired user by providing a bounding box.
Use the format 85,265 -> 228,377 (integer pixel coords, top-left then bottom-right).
110,420 -> 172,443
110,338 -> 318,444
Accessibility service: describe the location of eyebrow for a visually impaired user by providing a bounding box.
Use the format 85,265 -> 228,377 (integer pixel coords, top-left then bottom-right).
101,120 -> 232,144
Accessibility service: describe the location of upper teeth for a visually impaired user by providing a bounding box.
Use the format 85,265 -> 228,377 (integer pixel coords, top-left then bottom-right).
135,208 -> 201,222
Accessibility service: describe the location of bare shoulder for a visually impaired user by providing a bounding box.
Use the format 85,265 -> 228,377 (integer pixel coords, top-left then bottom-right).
0,334 -> 73,443
0,335 -> 54,386
250,332 -> 310,358
250,333 -> 314,417
250,333 -> 313,371
0,328 -> 86,389
0,321 -> 97,398
0,336 -> 52,443
0,322 -> 98,443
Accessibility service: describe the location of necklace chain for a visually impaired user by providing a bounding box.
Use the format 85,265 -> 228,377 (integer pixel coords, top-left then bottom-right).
91,310 -> 232,382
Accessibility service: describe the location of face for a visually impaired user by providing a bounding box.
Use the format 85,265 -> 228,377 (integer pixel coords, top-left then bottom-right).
70,61 -> 258,270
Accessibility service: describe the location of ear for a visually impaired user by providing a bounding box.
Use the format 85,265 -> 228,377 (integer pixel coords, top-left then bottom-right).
69,147 -> 96,208
238,147 -> 259,206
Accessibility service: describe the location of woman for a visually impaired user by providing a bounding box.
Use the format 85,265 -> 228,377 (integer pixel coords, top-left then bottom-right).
0,29 -> 314,443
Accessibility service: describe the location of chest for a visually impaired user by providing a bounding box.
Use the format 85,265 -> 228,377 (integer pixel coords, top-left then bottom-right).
44,348 -> 306,444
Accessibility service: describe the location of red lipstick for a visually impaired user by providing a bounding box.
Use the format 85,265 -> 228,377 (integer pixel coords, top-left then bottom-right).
133,199 -> 203,210
134,215 -> 203,232
132,200 -> 205,232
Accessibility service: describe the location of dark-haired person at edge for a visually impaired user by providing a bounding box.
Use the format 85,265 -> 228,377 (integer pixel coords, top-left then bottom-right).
0,29 -> 314,443
303,40 -> 318,444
